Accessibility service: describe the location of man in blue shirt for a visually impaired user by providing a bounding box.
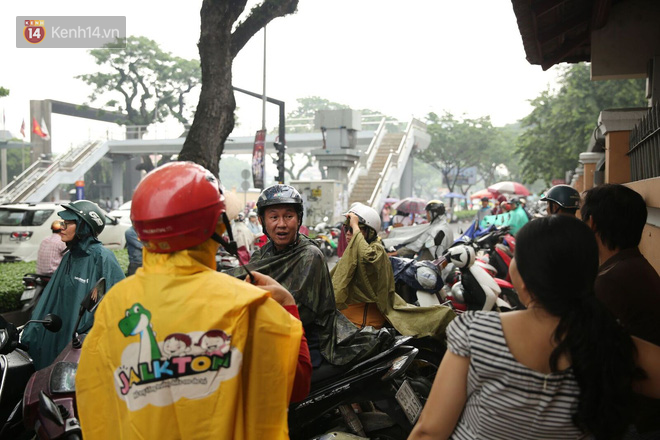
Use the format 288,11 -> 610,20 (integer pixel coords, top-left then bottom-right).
125,226 -> 143,276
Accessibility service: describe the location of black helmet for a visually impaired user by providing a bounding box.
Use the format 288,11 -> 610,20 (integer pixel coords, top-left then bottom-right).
541,185 -> 580,209
257,184 -> 304,225
425,199 -> 446,222
59,200 -> 106,236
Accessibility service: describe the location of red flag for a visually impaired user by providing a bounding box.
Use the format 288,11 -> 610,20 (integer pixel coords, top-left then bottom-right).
20,119 -> 25,138
32,117 -> 47,138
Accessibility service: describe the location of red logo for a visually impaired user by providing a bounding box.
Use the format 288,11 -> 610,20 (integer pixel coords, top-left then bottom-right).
23,20 -> 45,44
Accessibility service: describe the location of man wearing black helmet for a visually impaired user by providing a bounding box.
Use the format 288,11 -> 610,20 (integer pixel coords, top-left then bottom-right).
396,200 -> 454,260
239,184 -> 388,368
242,184 -> 334,367
541,184 -> 580,216
22,200 -> 125,369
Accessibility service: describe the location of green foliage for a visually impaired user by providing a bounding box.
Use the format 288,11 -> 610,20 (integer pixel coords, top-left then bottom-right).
0,261 -> 33,312
454,209 -> 477,221
219,156 -> 253,190
0,249 -> 129,313
420,112 -> 509,198
4,147 -> 32,181
286,96 -> 399,133
516,63 -> 646,184
0,87 -> 9,98
411,158 -> 445,200
113,249 -> 129,273
77,36 -> 201,127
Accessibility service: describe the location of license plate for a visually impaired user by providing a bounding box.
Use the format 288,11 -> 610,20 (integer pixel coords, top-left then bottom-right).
21,289 -> 36,301
395,379 -> 422,424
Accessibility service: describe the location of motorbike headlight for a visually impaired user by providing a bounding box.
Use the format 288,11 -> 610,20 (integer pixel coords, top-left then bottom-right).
50,361 -> 78,394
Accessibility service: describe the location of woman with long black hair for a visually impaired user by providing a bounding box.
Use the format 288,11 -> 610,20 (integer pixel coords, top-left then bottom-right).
409,215 -> 660,440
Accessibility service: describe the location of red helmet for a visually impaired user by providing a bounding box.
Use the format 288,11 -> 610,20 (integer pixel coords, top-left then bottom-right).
131,162 -> 225,253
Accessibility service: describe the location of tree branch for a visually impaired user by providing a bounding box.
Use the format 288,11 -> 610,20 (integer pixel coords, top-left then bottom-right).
230,0 -> 298,59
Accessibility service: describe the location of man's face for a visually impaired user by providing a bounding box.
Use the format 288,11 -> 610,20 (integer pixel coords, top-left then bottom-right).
481,200 -> 489,208
263,205 -> 299,250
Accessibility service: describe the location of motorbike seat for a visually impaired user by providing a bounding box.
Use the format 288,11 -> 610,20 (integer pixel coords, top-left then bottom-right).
310,362 -> 349,387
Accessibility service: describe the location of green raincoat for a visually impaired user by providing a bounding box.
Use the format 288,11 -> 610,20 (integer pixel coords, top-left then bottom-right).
228,235 -> 391,366
22,230 -> 125,370
480,205 -> 529,235
331,233 -> 455,339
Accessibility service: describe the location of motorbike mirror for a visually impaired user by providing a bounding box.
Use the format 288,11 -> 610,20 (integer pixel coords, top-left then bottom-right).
80,278 -> 106,313
42,314 -> 62,333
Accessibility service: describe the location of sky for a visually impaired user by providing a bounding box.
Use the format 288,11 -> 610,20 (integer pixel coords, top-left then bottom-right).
1,0 -> 562,156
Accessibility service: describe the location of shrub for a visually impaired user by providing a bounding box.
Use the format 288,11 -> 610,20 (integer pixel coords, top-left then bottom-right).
0,249 -> 129,313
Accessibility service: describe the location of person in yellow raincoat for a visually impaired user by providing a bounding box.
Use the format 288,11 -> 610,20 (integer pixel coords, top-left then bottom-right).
331,203 -> 454,339
76,162 -> 307,440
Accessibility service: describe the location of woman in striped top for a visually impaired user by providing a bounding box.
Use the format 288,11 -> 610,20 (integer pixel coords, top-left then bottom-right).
409,215 -> 660,440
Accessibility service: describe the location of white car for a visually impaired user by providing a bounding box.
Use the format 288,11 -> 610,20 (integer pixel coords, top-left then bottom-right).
0,203 -> 130,262
107,200 -> 132,223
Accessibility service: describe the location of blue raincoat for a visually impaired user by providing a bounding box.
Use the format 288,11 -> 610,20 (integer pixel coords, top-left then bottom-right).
22,221 -> 125,370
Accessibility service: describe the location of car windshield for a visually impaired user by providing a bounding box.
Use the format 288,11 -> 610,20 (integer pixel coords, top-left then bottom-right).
0,208 -> 54,226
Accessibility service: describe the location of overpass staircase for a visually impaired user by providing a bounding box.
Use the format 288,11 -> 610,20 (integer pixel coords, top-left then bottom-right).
346,118 -> 430,210
0,140 -> 108,203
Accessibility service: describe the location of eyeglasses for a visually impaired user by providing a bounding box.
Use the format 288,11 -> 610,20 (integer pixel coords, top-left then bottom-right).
60,221 -> 76,230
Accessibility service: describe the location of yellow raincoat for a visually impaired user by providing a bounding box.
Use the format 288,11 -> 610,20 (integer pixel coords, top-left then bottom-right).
76,238 -> 302,440
331,232 -> 454,339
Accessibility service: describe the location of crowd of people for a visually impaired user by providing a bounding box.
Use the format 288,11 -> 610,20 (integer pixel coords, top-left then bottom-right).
18,164 -> 660,439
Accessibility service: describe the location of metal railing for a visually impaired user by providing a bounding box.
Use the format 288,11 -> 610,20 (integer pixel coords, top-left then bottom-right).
0,140 -> 106,203
346,117 -> 387,200
629,105 -> 660,181
367,119 -> 420,208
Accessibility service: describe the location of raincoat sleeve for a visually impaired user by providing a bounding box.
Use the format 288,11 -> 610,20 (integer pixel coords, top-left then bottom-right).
77,247 -> 125,334
331,233 -> 381,309
241,298 -> 303,438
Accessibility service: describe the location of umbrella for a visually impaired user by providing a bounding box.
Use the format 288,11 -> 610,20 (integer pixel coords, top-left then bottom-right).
489,181 -> 530,196
443,192 -> 467,199
382,197 -> 399,205
392,197 -> 427,215
470,189 -> 498,200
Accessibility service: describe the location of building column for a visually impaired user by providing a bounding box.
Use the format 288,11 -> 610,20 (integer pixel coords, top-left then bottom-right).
579,152 -> 605,191
598,109 -> 648,184
573,165 -> 585,194
399,156 -> 413,198
111,156 -> 125,204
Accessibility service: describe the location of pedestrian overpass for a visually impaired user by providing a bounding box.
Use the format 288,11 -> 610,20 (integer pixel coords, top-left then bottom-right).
0,117 -> 429,212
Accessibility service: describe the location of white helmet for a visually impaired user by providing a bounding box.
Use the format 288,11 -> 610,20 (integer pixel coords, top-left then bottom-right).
446,245 -> 476,269
415,265 -> 439,290
345,202 -> 381,232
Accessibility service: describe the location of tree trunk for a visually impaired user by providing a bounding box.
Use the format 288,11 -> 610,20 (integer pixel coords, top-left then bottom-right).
179,1 -> 236,177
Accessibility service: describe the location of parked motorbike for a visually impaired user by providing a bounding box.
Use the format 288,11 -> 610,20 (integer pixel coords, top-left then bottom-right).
0,313 -> 62,439
216,249 -> 240,271
441,239 -> 523,312
1,274 -> 52,327
289,336 -> 434,440
22,278 -> 106,440
311,219 -> 340,258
